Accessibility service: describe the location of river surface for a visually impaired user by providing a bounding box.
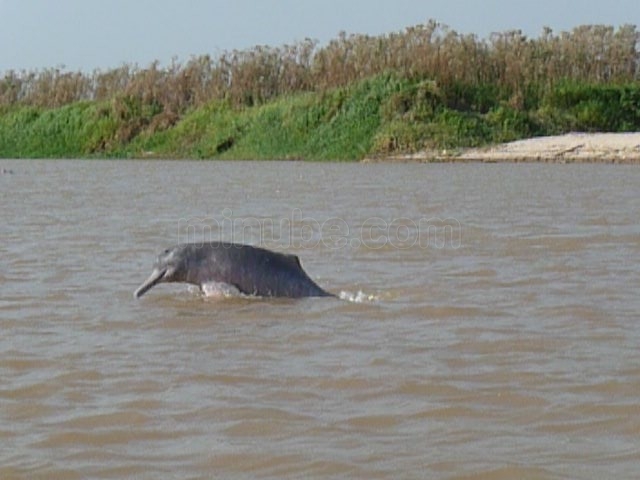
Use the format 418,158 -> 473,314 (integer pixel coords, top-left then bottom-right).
1,160 -> 639,479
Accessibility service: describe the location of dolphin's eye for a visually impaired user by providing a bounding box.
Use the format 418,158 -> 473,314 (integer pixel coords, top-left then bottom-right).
163,249 -> 170,255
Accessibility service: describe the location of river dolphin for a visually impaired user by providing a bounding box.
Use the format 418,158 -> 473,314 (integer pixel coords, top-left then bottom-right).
134,242 -> 334,299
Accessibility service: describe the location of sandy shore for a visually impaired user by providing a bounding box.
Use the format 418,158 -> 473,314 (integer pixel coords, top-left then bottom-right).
373,132 -> 640,163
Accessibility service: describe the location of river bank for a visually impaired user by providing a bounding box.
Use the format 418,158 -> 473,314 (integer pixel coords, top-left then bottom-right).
2,74 -> 639,161
374,132 -> 640,164
2,22 -> 640,161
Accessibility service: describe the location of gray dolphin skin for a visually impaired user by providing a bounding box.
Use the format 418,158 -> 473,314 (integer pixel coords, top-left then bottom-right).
134,242 -> 335,299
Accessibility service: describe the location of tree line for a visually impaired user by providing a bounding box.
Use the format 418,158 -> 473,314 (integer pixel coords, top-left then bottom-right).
1,20 -> 638,119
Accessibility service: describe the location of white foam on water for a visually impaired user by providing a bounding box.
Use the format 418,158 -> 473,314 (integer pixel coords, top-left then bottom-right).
198,282 -> 242,298
339,290 -> 378,303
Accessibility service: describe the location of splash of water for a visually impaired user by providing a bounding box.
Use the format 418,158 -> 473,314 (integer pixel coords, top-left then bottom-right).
339,290 -> 378,303
196,282 -> 242,298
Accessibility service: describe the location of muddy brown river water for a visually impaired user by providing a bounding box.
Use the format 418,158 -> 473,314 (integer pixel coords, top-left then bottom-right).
1,160 -> 639,479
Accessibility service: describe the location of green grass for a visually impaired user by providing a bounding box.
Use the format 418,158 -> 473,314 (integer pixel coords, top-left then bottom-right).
0,101 -> 119,158
2,74 -> 640,160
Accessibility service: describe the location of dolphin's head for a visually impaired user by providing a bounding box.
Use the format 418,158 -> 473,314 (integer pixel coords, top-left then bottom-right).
134,245 -> 190,299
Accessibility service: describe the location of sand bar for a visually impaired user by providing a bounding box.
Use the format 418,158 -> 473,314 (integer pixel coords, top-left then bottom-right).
375,132 -> 640,163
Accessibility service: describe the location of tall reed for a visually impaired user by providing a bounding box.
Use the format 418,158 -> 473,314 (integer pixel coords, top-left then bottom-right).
2,22 -> 637,114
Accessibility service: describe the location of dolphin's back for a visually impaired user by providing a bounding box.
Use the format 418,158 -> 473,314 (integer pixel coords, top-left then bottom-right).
192,242 -> 333,298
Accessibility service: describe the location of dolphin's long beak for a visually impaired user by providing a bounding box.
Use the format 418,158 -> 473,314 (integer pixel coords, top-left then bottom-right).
134,268 -> 167,299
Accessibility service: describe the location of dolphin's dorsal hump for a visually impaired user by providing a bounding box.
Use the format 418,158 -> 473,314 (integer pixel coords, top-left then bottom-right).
281,253 -> 303,270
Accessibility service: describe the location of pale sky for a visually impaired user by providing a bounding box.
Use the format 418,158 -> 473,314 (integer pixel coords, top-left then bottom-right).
1,0 -> 638,73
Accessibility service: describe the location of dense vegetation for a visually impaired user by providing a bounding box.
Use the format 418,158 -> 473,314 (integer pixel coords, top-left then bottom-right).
1,21 -> 639,159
